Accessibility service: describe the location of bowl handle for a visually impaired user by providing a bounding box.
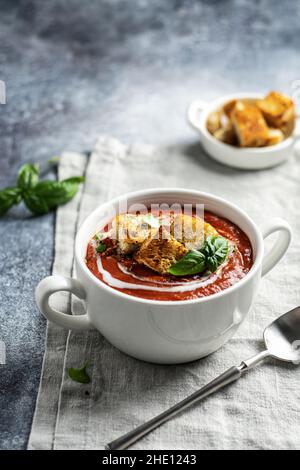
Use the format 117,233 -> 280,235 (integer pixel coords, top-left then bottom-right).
35,275 -> 92,330
261,218 -> 292,277
187,100 -> 208,132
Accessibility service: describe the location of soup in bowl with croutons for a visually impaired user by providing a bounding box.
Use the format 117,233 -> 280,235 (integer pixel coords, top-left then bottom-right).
86,208 -> 253,302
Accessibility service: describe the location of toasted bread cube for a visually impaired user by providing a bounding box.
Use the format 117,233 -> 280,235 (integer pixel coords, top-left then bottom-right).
171,214 -> 204,251
112,214 -> 158,255
213,122 -> 238,146
231,101 -> 269,147
117,239 -> 138,255
266,128 -> 284,146
135,229 -> 188,274
207,111 -> 222,134
257,91 -> 296,136
204,221 -> 219,239
223,99 -> 237,118
280,106 -> 296,137
171,214 -> 218,251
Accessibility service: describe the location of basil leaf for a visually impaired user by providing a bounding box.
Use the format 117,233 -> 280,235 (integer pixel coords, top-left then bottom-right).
168,236 -> 229,276
96,242 -> 106,253
35,177 -> 85,206
68,364 -> 91,384
17,163 -> 39,190
23,192 -> 49,215
0,161 -> 85,217
200,236 -> 229,272
23,176 -> 85,214
0,187 -> 22,217
168,250 -> 206,276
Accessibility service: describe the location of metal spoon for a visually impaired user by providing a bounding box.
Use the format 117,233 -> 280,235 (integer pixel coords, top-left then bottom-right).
106,306 -> 300,450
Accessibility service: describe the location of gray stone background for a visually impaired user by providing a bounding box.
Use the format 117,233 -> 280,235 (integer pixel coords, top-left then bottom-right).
0,0 -> 299,450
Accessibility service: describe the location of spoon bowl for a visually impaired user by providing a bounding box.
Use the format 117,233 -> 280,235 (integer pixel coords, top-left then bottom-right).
264,306 -> 300,363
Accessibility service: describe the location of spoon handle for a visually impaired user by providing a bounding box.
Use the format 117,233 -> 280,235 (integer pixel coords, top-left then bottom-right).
107,350 -> 271,450
106,365 -> 244,450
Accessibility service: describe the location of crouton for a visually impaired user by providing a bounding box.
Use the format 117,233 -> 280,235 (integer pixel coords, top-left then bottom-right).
231,101 -> 269,147
135,229 -> 188,274
266,128 -> 284,146
207,111 -> 222,134
170,214 -> 218,251
111,213 -> 158,255
204,221 -> 219,239
213,122 -> 238,146
223,99 -> 237,118
257,91 -> 296,136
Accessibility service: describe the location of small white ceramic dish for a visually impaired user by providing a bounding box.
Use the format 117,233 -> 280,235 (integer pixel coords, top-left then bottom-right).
35,189 -> 291,364
187,92 -> 300,170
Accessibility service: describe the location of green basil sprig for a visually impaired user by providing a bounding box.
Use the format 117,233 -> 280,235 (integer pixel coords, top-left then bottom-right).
17,163 -> 39,191
96,241 -> 107,253
0,162 -> 85,217
0,187 -> 22,217
68,364 -> 91,384
168,250 -> 206,276
169,236 -> 229,276
200,235 -> 230,272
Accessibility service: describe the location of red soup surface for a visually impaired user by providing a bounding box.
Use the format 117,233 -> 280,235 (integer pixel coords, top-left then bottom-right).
85,211 -> 253,302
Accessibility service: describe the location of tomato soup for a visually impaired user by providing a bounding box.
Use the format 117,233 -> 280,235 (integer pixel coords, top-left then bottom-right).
85,211 -> 253,302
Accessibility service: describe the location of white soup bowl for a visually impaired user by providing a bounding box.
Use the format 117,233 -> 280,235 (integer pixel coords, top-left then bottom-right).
35,189 -> 291,364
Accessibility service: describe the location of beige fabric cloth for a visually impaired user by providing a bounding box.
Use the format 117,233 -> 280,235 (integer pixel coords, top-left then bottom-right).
29,136 -> 300,450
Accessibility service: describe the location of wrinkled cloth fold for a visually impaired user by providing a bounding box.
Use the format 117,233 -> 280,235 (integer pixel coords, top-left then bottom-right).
29,137 -> 300,450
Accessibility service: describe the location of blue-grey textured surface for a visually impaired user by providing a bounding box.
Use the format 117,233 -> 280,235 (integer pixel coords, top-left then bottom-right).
0,0 -> 299,450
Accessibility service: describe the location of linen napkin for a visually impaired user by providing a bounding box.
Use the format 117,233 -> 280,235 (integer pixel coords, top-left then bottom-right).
29,136 -> 300,450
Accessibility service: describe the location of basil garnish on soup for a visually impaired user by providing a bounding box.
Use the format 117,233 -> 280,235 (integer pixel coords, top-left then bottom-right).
96,241 -> 107,253
169,236 -> 229,276
200,236 -> 229,272
168,250 -> 206,276
94,233 -> 107,253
